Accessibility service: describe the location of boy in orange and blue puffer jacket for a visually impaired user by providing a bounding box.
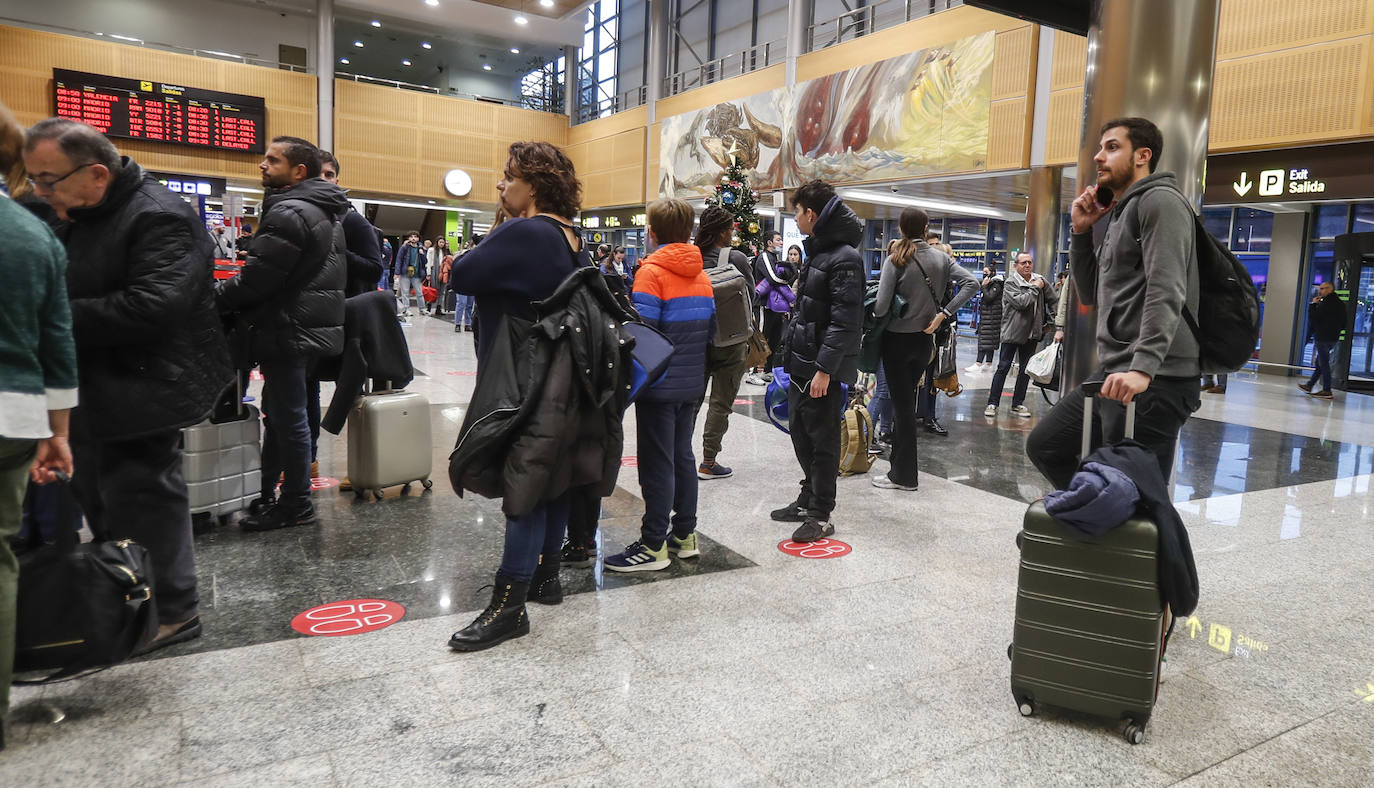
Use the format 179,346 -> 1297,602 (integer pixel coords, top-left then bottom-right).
605,198 -> 716,573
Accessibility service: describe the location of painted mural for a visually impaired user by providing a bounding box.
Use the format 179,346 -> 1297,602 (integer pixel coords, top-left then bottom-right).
658,31 -> 995,199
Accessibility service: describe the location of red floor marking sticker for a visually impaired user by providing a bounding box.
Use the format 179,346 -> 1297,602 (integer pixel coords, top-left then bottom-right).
410,349 -> 434,354
733,398 -> 753,405
310,476 -> 340,490
249,370 -> 264,381
447,371 -> 477,376
291,599 -> 405,636
620,456 -> 638,467
778,538 -> 852,559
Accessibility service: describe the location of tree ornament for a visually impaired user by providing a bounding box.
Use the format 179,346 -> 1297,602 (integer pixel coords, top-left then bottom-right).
722,192 -> 736,205
748,221 -> 760,234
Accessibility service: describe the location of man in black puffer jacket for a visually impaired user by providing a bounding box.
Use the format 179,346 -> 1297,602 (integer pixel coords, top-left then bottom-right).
769,180 -> 864,542
24,119 -> 232,650
217,136 -> 346,532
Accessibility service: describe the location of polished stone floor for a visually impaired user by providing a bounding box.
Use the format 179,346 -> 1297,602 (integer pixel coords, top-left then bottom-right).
5,319 -> 1373,786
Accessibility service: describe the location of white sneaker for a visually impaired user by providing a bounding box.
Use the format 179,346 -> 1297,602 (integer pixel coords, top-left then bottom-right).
744,373 -> 767,386
1011,405 -> 1032,418
872,474 -> 918,491
984,405 -> 997,417
964,364 -> 983,373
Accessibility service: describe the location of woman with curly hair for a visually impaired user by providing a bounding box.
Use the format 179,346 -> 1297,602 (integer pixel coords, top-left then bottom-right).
447,141 -> 591,652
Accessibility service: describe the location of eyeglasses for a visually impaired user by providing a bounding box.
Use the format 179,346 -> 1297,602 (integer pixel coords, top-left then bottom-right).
27,162 -> 96,191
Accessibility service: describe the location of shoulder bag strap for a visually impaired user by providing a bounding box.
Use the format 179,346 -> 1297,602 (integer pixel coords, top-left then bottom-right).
717,247 -> 731,270
908,254 -> 948,310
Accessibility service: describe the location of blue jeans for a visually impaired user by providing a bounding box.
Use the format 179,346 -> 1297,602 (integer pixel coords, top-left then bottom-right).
453,294 -> 475,326
497,492 -> 570,582
260,360 -> 312,503
1309,340 -> 1336,392
868,363 -> 893,435
635,399 -> 700,548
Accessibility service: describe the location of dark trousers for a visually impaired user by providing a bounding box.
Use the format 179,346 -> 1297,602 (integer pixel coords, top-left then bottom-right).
703,342 -> 748,462
880,331 -> 935,488
916,351 -> 938,421
976,347 -> 996,363
1026,375 -> 1201,490
788,379 -> 845,519
71,428 -> 198,624
307,375 -> 321,463
763,310 -> 787,371
260,360 -> 312,503
497,492 -> 569,582
636,399 -> 700,547
988,339 -> 1038,407
1309,340 -> 1336,392
565,484 -> 601,550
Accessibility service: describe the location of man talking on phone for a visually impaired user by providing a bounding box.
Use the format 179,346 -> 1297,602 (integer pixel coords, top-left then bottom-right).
1026,117 -> 1200,488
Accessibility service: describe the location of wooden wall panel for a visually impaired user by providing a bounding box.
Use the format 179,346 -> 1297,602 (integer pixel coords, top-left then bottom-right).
1050,33 -> 1087,90
1045,89 -> 1084,165
655,65 -> 786,120
1211,37 -> 1371,148
1218,0 -> 1373,58
987,98 -> 1028,170
991,26 -> 1035,100
0,25 -> 316,181
333,78 -> 570,202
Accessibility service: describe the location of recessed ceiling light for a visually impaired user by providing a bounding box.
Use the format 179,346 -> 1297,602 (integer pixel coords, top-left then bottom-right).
370,20 -> 381,27
421,41 -> 432,49
510,47 -> 520,54
353,40 -> 364,47
425,0 -> 438,6
339,57 -> 349,64
514,15 -> 528,25
539,0 -> 555,7
482,63 -> 492,71
402,59 -> 412,66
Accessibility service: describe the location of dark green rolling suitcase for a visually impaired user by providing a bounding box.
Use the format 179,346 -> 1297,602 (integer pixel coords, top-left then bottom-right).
1010,397 -> 1167,745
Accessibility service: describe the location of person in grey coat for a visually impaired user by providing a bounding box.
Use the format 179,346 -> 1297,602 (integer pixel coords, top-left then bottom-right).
985,252 -> 1048,418
872,207 -> 977,490
1027,117 -> 1200,488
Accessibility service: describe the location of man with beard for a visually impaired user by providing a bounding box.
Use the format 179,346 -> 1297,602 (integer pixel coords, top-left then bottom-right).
216,136 -> 346,531
1026,117 -> 1200,488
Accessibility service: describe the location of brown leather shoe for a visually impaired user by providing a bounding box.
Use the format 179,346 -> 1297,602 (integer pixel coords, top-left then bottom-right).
310,460 -> 320,478
339,477 -> 352,491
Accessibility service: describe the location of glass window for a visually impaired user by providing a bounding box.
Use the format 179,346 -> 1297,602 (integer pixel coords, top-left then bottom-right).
988,220 -> 1008,250
1353,203 -> 1374,233
1314,204 -> 1349,240
946,219 -> 988,251
1231,208 -> 1273,253
1202,208 -> 1231,245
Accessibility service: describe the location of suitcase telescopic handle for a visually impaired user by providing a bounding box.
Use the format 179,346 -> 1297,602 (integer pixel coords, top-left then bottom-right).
1080,382 -> 1136,458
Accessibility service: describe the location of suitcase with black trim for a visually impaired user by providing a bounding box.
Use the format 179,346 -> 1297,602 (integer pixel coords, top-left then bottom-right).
1009,391 -> 1169,745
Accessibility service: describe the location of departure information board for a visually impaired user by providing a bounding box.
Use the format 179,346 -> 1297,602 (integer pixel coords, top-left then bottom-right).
53,68 -> 266,154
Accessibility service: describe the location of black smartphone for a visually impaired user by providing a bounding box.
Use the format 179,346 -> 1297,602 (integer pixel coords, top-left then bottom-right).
1095,185 -> 1115,207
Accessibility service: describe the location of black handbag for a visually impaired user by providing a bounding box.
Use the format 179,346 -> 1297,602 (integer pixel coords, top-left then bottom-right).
14,472 -> 159,680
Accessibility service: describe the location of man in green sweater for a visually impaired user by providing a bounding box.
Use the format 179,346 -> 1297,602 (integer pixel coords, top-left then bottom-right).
0,101 -> 78,751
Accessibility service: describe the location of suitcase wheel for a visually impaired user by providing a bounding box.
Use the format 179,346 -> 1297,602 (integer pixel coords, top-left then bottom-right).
421,478 -> 434,490
1014,694 -> 1036,717
1124,721 -> 1146,745
373,490 -> 384,502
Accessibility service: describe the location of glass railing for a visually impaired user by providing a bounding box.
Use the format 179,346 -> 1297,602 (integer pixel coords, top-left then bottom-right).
662,38 -> 786,97
1,17 -> 309,72
575,84 -> 648,124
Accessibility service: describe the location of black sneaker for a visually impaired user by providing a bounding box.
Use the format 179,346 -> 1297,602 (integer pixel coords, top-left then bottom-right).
769,501 -> 808,522
247,495 -> 275,517
925,419 -> 948,436
791,518 -> 835,543
242,499 -> 318,532
560,541 -> 594,568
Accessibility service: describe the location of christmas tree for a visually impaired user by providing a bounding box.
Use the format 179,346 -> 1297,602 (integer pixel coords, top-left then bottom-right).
704,145 -> 763,252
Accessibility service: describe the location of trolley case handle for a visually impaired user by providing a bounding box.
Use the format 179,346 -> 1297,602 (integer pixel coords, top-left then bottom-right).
1079,381 -> 1136,458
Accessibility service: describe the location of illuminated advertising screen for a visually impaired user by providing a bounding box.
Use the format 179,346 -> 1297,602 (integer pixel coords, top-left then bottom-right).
53,68 -> 266,154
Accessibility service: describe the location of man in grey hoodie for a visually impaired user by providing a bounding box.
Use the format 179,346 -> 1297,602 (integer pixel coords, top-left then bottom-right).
1026,117 -> 1200,488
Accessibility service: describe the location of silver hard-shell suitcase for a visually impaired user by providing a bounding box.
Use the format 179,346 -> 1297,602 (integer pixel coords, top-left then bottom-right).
346,385 -> 433,501
183,394 -> 262,527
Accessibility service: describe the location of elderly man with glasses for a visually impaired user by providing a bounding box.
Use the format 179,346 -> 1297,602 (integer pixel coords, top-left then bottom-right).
23,118 -> 231,653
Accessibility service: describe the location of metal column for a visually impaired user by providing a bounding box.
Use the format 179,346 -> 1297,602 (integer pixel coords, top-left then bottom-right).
316,0 -> 334,150
646,0 -> 669,200
564,45 -> 578,118
1060,0 -> 1221,392
1025,166 -> 1062,282
785,0 -> 815,86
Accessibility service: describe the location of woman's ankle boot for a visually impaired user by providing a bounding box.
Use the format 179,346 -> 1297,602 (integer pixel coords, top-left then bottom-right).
448,575 -> 530,652
528,553 -> 563,606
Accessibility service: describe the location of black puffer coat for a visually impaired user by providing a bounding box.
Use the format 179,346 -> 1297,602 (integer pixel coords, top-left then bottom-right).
977,276 -> 1005,353
60,158 -> 232,441
449,267 -> 637,517
783,196 -> 865,386
216,178 -> 347,362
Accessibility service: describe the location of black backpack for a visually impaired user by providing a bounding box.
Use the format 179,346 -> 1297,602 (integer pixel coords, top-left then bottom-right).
1180,210 -> 1261,373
